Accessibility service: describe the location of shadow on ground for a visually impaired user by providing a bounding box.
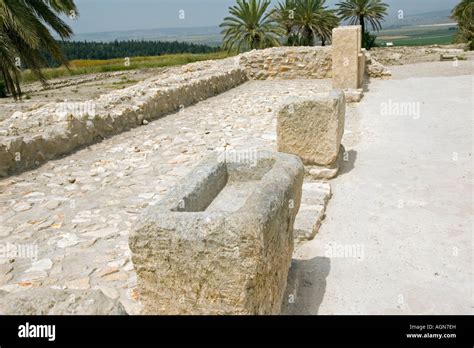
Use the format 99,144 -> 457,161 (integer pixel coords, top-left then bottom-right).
281,256 -> 331,315
338,149 -> 357,177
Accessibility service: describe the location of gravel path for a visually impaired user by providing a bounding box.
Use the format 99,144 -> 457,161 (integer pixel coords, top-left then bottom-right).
0,79 -> 333,314
287,62 -> 473,314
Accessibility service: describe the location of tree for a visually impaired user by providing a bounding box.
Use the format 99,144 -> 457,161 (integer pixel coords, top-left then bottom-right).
220,0 -> 284,52
0,0 -> 77,99
294,0 -> 339,46
451,0 -> 473,48
336,0 -> 388,47
274,0 -> 299,45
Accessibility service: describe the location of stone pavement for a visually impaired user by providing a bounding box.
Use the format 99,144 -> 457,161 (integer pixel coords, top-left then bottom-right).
0,79 -> 335,314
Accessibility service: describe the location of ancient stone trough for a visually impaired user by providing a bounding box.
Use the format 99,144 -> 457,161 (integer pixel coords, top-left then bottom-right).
129,151 -> 304,314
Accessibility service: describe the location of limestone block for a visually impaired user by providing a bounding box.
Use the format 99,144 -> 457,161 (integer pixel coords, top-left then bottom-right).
293,182 -> 332,243
332,26 -> 362,89
277,90 -> 345,166
130,151 -> 304,315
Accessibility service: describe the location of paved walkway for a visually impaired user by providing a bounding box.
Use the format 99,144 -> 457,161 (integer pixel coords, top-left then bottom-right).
0,79 -> 332,314
289,61 -> 473,314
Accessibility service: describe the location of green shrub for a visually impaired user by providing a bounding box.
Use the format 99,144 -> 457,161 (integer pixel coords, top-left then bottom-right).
0,79 -> 6,98
363,31 -> 378,50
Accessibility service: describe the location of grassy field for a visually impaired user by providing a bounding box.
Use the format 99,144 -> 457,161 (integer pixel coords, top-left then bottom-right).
21,51 -> 233,84
375,25 -> 458,47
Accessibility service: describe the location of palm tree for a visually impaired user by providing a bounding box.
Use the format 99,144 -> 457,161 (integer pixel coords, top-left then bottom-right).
294,0 -> 339,46
0,0 -> 77,99
451,0 -> 473,47
220,0 -> 284,52
273,0 -> 299,45
336,0 -> 388,37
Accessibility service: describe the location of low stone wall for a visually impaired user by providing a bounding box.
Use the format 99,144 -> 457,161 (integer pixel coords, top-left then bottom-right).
0,58 -> 247,177
369,44 -> 469,66
240,46 -> 332,80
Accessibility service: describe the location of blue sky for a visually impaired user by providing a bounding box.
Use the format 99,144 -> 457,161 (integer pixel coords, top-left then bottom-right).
67,0 -> 459,33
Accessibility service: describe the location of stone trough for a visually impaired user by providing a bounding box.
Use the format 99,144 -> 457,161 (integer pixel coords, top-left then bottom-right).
129,151 -> 304,315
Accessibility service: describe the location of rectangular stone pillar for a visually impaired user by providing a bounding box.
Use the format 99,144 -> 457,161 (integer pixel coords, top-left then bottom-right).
332,26 -> 363,89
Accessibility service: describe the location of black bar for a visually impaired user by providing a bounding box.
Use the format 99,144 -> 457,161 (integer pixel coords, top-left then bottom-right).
0,315 -> 472,347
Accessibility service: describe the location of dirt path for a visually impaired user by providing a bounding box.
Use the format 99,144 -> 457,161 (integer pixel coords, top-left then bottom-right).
287,61 -> 473,314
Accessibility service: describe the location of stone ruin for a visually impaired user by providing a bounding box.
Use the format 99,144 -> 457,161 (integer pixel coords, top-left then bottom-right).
130,151 -> 303,314
128,28 -> 362,314
332,25 -> 366,102
0,26 -> 383,315
0,25 -> 382,179
277,90 -> 346,179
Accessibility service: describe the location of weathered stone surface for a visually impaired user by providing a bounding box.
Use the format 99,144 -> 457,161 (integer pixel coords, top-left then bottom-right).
277,90 -> 345,166
130,151 -> 304,314
240,46 -> 332,80
365,52 -> 392,79
0,288 -> 127,314
293,182 -> 332,243
332,26 -> 363,89
343,88 -> 364,103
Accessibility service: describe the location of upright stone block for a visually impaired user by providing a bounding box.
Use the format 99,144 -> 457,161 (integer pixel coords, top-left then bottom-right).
130,151 -> 304,315
358,48 -> 367,87
277,90 -> 345,166
332,26 -> 363,89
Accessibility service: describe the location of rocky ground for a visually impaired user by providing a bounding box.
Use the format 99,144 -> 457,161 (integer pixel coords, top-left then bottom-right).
0,78 -> 341,314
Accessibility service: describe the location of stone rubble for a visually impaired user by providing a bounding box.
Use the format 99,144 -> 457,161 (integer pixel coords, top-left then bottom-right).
365,52 -> 392,79
368,44 -> 469,66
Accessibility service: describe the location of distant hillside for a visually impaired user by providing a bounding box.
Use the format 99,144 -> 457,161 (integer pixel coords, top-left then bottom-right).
71,26 -> 222,46
68,9 -> 455,46
43,40 -> 220,67
382,9 -> 453,29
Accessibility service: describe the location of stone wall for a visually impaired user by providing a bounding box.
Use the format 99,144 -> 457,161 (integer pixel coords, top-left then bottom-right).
240,46 -> 332,80
0,58 -> 247,177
